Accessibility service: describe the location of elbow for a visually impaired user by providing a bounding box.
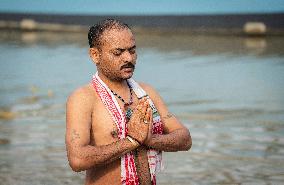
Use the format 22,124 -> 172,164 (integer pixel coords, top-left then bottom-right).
66,146 -> 92,172
68,157 -> 85,172
182,129 -> 192,151
184,137 -> 192,151
180,138 -> 192,151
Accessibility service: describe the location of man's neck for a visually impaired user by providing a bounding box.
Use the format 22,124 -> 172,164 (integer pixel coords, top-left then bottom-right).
98,72 -> 128,91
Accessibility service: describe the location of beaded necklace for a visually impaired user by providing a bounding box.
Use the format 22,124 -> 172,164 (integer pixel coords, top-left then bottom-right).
110,81 -> 133,121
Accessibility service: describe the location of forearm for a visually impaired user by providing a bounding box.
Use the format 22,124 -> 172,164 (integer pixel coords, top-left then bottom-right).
67,138 -> 136,172
147,128 -> 192,152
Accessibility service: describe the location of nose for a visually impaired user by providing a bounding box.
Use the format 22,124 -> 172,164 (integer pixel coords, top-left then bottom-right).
122,50 -> 136,63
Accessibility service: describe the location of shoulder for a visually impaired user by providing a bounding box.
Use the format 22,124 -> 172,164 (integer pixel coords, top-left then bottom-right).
66,83 -> 96,108
138,82 -> 170,119
138,82 -> 162,102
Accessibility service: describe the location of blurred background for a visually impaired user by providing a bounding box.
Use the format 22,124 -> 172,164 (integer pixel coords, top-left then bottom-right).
0,0 -> 284,185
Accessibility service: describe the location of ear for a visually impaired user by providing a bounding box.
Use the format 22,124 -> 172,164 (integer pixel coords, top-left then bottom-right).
89,48 -> 100,65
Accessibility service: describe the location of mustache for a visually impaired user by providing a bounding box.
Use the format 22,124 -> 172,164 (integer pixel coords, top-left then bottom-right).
120,63 -> 135,70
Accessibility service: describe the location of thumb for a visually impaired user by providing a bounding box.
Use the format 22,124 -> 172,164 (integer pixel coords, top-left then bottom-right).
148,108 -> 153,134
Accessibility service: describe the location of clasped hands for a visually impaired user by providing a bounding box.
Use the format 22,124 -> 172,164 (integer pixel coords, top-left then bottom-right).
127,97 -> 153,147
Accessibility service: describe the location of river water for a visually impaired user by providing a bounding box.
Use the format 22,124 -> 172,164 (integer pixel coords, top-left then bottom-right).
0,30 -> 284,185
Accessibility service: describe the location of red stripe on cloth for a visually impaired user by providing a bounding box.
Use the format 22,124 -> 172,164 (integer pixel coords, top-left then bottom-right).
92,78 -> 124,136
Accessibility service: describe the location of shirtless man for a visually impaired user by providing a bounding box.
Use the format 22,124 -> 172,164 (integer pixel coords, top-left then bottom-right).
65,19 -> 192,185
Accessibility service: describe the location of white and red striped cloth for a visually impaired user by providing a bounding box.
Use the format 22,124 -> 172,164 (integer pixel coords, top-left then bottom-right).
92,72 -> 163,185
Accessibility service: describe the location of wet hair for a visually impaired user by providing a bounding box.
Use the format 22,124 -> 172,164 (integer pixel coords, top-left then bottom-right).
88,19 -> 131,48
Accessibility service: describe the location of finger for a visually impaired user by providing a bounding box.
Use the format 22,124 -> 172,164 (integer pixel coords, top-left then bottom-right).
138,98 -> 145,105
140,101 -> 148,117
149,108 -> 153,124
134,100 -> 145,113
147,108 -> 153,134
132,98 -> 149,118
149,107 -> 153,122
148,119 -> 153,135
135,98 -> 144,108
145,106 -> 151,121
139,97 -> 148,105
134,102 -> 143,112
143,106 -> 152,124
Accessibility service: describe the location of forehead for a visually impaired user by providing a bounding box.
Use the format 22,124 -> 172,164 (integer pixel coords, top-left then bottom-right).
100,28 -> 135,50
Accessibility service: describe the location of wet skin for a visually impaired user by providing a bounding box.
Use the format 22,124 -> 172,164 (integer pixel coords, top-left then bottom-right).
66,28 -> 192,185
87,90 -> 152,185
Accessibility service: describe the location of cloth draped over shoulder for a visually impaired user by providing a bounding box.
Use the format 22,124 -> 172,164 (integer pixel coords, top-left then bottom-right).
91,72 -> 163,185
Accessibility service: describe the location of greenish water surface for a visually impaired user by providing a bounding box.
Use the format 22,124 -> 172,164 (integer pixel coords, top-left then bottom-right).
0,30 -> 284,185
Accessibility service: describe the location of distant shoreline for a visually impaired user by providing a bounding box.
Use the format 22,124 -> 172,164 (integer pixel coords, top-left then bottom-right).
0,12 -> 284,35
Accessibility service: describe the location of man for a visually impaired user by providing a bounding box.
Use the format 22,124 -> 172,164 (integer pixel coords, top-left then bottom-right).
66,19 -> 192,185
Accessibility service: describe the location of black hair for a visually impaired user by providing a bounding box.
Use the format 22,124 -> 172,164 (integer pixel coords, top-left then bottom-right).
88,19 -> 130,48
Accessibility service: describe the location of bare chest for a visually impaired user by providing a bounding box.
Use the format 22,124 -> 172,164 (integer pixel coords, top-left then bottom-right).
90,94 -> 139,146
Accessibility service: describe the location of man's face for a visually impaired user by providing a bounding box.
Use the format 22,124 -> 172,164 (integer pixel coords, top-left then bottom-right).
95,28 -> 137,81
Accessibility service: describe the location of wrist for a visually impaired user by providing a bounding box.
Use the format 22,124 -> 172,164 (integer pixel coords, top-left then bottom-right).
126,135 -> 140,148
144,139 -> 151,147
126,133 -> 142,145
145,134 -> 158,148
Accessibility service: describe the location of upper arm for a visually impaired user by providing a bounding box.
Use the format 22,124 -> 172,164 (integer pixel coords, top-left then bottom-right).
139,83 -> 186,134
65,86 -> 94,151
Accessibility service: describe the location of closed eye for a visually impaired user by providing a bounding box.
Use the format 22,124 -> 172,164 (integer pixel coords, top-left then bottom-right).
128,46 -> 136,54
129,48 -> 136,54
112,49 -> 124,56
